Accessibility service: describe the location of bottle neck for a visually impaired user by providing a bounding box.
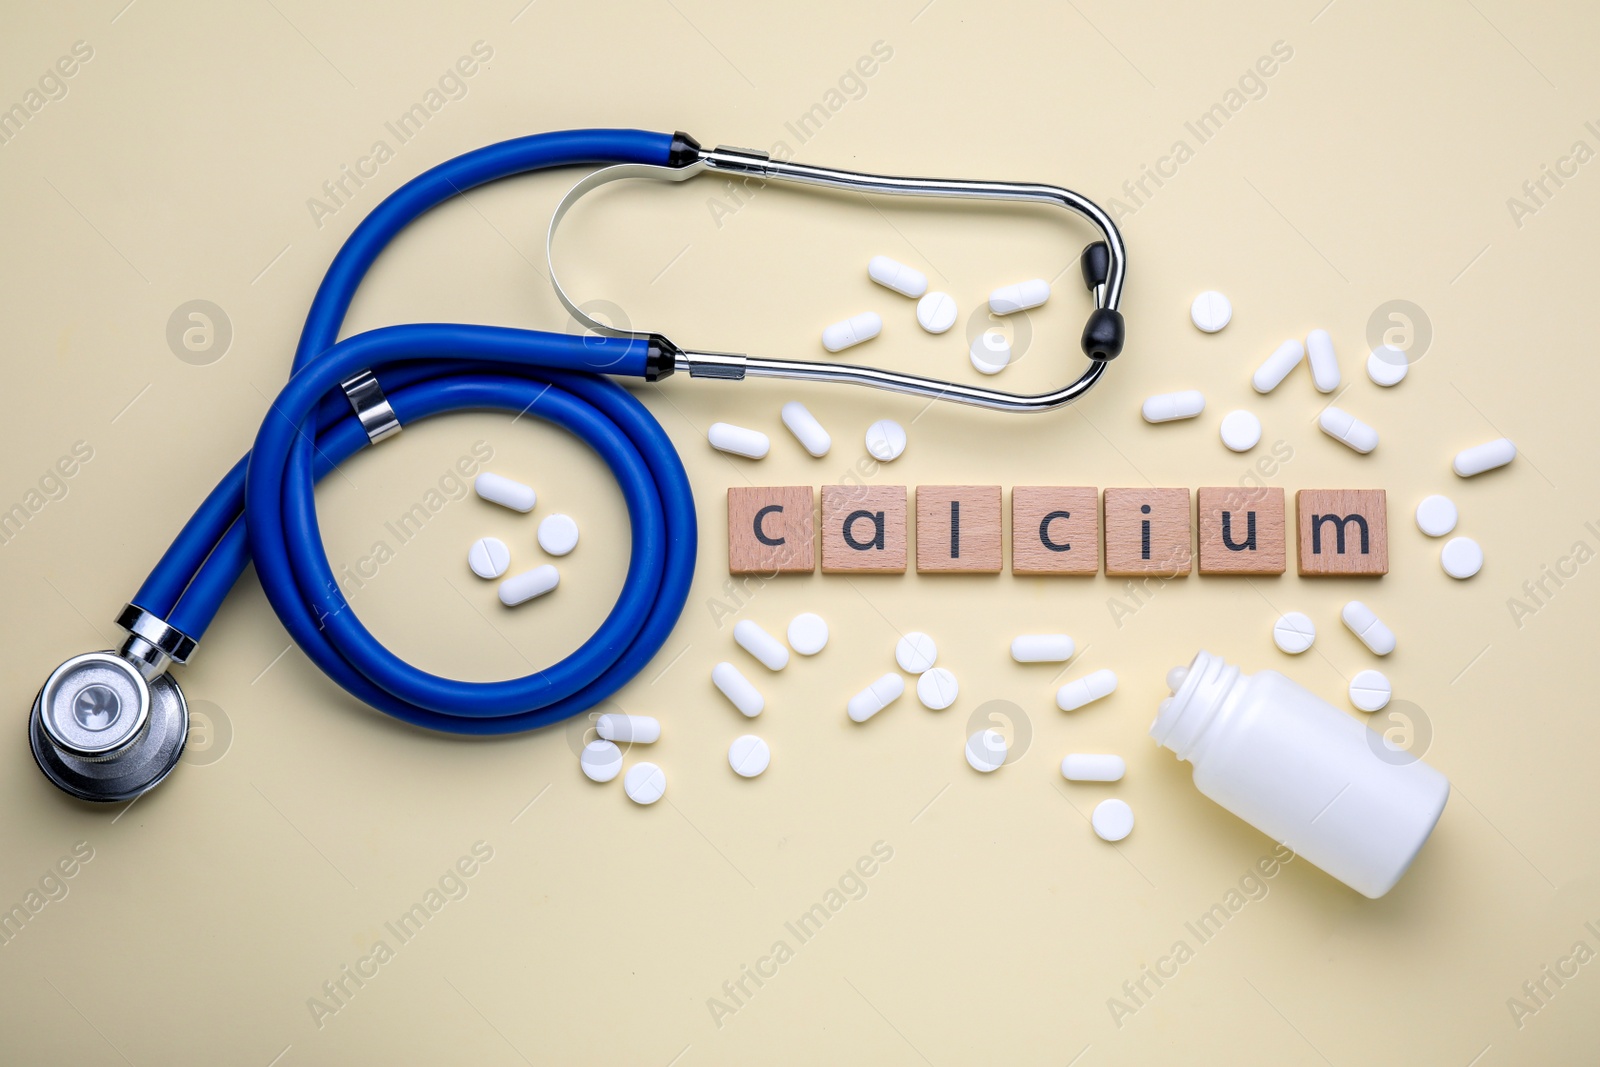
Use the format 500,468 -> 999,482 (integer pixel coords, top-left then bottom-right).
1149,650 -> 1242,762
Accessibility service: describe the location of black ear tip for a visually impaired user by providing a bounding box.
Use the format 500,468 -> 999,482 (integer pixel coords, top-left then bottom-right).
1082,308 -> 1125,361
1080,242 -> 1111,291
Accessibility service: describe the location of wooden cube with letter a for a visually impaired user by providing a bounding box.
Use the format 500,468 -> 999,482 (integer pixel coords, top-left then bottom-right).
916,485 -> 1002,573
821,485 -> 907,573
728,486 -> 814,574
1011,486 -> 1099,575
1296,489 -> 1388,577
1197,487 -> 1286,575
1103,488 -> 1192,577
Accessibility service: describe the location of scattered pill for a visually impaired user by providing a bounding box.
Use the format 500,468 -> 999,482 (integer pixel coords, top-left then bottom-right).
864,419 -> 907,462
1272,612 -> 1316,654
916,667 -> 959,710
787,612 -> 829,655
498,564 -> 559,606
1367,345 -> 1408,387
467,537 -> 510,579
1141,389 -> 1206,423
537,514 -> 579,556
917,292 -> 958,333
1252,339 -> 1306,393
734,619 -> 790,671
822,311 -> 883,353
1306,329 -> 1340,393
596,713 -> 660,744
1190,290 -> 1232,333
965,729 -> 1007,772
781,401 -> 831,457
623,762 -> 666,805
1453,437 -> 1516,478
1441,536 -> 1484,579
728,734 -> 771,778
848,672 -> 905,723
1092,798 -> 1135,841
579,739 -> 623,782
475,472 -> 536,512
1010,634 -> 1075,663
868,255 -> 928,298
895,632 -> 939,674
970,330 -> 1012,375
708,422 -> 770,459
1318,406 -> 1379,454
1220,409 -> 1262,452
1415,495 -> 1458,537
1056,668 -> 1118,711
989,279 -> 1050,315
712,661 -> 764,717
1349,669 -> 1392,713
1341,601 -> 1396,656
1062,754 -> 1127,782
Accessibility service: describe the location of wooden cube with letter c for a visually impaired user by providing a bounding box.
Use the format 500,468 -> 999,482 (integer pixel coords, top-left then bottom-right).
1010,486 -> 1099,575
728,486 -> 814,574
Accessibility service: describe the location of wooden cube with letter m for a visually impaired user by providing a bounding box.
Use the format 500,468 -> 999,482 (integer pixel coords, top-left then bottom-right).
1295,489 -> 1388,577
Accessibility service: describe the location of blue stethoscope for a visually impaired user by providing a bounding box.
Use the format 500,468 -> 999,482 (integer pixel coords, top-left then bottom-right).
29,128 -> 1128,803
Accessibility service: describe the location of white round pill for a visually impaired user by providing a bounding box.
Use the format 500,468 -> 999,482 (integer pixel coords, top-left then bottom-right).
728,735 -> 771,778
467,537 -> 510,579
864,419 -> 907,462
1415,495 -> 1458,537
623,762 -> 666,805
1092,799 -> 1135,842
1441,536 -> 1484,579
970,330 -> 1012,375
1219,410 -> 1262,452
579,739 -> 622,782
895,632 -> 938,674
965,729 -> 1007,773
1367,345 -> 1409,386
916,667 -> 959,710
786,612 -> 829,655
916,291 -> 958,334
1349,669 -> 1392,712
537,514 -> 579,556
1190,290 -> 1232,333
1273,612 -> 1316,654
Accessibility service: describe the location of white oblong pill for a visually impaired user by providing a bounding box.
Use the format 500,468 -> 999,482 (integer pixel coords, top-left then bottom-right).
894,632 -> 938,674
965,729 -> 1007,773
498,564 -> 559,606
579,739 -> 623,783
970,330 -> 1012,375
1272,611 -> 1316,654
1141,390 -> 1206,423
537,514 -> 579,556
1220,410 -> 1262,452
734,619 -> 789,671
1367,345 -> 1408,386
868,255 -> 928,298
1056,668 -> 1118,711
916,291 -> 958,334
1092,798 -> 1135,841
786,612 -> 829,656
467,536 -> 510,579
1415,495 -> 1458,537
1341,600 -> 1396,656
1252,339 -> 1306,393
712,661 -> 763,717
822,311 -> 882,353
864,419 -> 907,461
1453,437 -> 1516,477
624,762 -> 666,805
916,667 -> 959,710
988,278 -> 1050,315
1010,634 -> 1075,663
708,422 -> 770,459
1349,669 -> 1392,713
1190,290 -> 1232,333
847,672 -> 905,723
1441,536 -> 1484,579
728,734 -> 771,778
1061,753 -> 1126,782
596,713 -> 660,744
1318,406 -> 1378,454
475,472 -> 536,512
780,401 -> 831,457
1306,329 -> 1340,393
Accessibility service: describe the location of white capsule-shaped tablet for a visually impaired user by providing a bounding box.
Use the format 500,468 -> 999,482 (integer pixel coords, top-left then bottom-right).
498,564 -> 559,606
1415,494 -> 1458,537
1219,410 -> 1262,452
1367,345 -> 1408,387
868,255 -> 928,298
1190,290 -> 1232,333
1092,798 -> 1135,841
1141,390 -> 1206,423
1318,406 -> 1379,454
847,672 -> 905,723
965,729 -> 1008,773
623,762 -> 666,805
467,536 -> 510,579
1061,753 -> 1126,782
1272,611 -> 1316,655
537,514 -> 579,556
822,311 -> 882,353
1251,339 -> 1306,393
1056,668 -> 1118,711
970,330 -> 1012,375
1341,600 -> 1396,656
734,619 -> 789,671
1010,634 -> 1075,663
916,667 -> 959,710
780,401 -> 831,457
916,292 -> 958,334
894,632 -> 938,674
1306,329 -> 1340,393
786,612 -> 829,656
864,419 -> 907,462
1453,437 -> 1516,477
1348,669 -> 1392,713
475,472 -> 536,512
708,422 -> 770,459
1441,536 -> 1484,579
579,739 -> 623,782
712,661 -> 764,717
728,734 -> 771,778
595,713 -> 660,744
988,278 -> 1050,315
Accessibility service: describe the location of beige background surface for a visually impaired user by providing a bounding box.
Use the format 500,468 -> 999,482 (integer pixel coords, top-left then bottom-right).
3,0 -> 1599,1063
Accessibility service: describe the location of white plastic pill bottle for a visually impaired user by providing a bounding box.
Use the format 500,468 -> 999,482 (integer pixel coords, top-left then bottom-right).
1150,651 -> 1449,898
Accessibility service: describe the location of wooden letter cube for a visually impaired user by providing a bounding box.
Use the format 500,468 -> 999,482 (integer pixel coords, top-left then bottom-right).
1197,487 -> 1286,575
728,486 -> 814,575
915,486 -> 1002,573
1103,488 -> 1192,577
1011,486 -> 1099,575
821,485 -> 907,573
1296,489 -> 1388,576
